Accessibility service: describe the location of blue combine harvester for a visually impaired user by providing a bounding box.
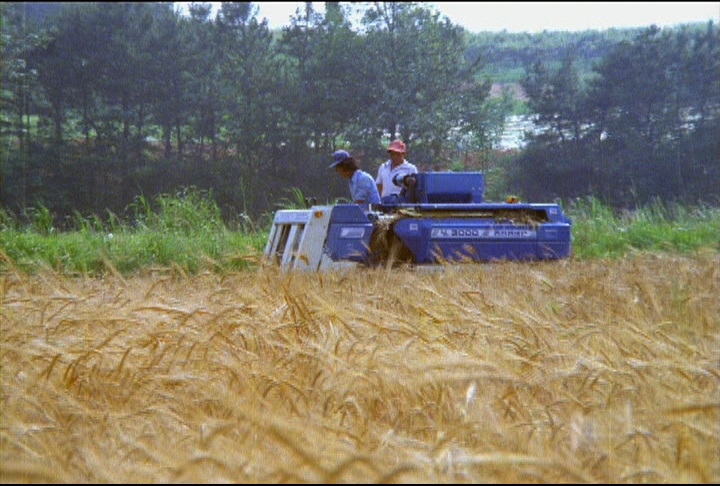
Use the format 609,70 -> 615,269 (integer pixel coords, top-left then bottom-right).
263,171 -> 572,271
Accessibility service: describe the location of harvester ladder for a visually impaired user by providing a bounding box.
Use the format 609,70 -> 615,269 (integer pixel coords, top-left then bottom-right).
263,207 -> 334,271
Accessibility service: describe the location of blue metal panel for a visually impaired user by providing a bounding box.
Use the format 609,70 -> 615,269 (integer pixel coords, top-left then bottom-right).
388,172 -> 484,205
392,216 -> 572,263
324,205 -> 373,263
328,204 -> 373,224
415,172 -> 484,203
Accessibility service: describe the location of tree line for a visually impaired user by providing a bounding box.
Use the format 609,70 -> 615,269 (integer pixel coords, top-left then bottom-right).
514,23 -> 719,208
2,2 -> 718,228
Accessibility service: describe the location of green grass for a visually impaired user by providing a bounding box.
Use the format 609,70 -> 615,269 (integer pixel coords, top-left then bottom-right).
0,188 -> 267,276
1,217 -> 268,276
566,196 -> 720,258
1,192 -> 718,276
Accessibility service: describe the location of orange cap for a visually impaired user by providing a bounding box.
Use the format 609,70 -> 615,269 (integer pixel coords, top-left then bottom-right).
387,139 -> 406,153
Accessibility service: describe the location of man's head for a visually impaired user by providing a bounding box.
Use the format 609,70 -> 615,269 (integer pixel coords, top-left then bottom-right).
387,140 -> 406,166
387,139 -> 406,155
329,149 -> 350,169
329,149 -> 358,178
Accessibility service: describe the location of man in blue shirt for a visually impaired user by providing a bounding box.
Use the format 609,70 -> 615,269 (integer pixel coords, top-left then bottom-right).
329,150 -> 381,209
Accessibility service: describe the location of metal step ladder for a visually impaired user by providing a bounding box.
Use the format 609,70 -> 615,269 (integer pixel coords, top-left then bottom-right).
263,206 -> 334,271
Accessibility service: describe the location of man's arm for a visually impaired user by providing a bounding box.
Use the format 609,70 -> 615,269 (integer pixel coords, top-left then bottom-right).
375,163 -> 385,197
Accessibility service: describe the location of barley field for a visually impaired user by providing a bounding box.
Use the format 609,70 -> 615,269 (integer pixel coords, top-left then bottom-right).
2,251 -> 718,483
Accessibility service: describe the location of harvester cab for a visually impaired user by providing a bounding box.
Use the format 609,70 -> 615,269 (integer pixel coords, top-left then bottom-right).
263,171 -> 572,271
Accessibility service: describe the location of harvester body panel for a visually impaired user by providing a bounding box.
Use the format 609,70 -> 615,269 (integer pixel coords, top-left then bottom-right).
324,204 -> 374,263
391,210 -> 571,263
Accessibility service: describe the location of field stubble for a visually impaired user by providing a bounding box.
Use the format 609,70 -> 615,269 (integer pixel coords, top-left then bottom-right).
1,251 -> 718,483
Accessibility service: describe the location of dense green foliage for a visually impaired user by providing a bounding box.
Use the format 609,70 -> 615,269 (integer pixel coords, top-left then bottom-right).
567,197 -> 720,258
1,190 -> 718,276
1,2 -> 718,229
2,2 -> 494,224
514,23 -> 720,209
0,188 -> 267,275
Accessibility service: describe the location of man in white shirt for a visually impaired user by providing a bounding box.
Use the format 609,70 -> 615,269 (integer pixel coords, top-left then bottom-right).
375,139 -> 418,199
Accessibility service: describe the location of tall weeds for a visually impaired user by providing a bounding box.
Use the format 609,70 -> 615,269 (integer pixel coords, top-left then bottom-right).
567,196 -> 719,258
1,193 -> 718,276
0,188 -> 264,275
